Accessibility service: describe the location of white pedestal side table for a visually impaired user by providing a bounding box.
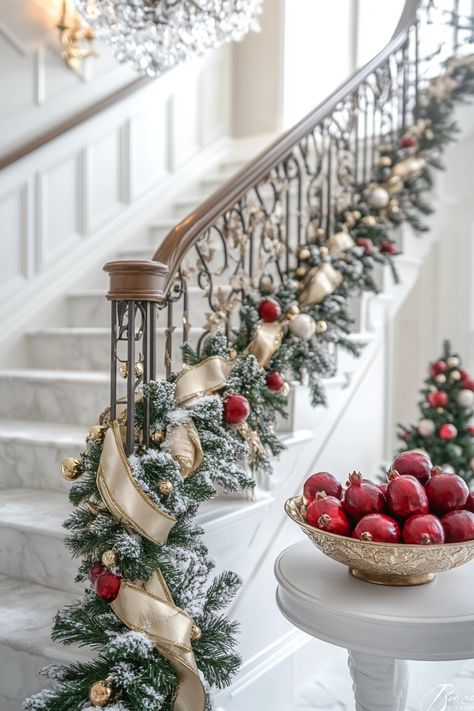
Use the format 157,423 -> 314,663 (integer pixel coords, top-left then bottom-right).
275,541 -> 474,711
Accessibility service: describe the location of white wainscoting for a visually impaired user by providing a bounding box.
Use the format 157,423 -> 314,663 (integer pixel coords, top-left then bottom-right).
0,46 -> 232,356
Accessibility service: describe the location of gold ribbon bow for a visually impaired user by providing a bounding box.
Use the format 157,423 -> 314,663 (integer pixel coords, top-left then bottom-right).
96,423 -> 206,711
247,321 -> 285,367
112,571 -> 205,711
164,421 -> 203,477
175,356 -> 232,405
299,262 -> 343,307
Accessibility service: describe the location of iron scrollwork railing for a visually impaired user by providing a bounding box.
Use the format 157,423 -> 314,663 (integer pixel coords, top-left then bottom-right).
104,0 -> 474,454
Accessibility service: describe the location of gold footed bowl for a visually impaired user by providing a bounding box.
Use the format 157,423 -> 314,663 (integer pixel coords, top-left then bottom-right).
285,496 -> 474,586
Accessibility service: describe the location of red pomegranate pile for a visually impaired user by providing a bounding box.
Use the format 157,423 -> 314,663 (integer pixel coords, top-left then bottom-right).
302,450 -> 474,545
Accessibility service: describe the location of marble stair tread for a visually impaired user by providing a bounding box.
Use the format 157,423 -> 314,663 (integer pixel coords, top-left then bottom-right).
0,418 -> 84,447
0,369 -> 113,426
0,488 -> 71,539
0,574 -> 89,662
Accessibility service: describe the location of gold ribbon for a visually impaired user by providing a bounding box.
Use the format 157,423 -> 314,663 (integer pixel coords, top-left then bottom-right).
175,356 -> 232,405
392,156 -> 426,181
247,321 -> 285,367
299,262 -> 343,307
97,422 -> 176,545
112,570 -> 205,711
97,423 -> 205,711
327,231 -> 355,258
164,421 -> 203,477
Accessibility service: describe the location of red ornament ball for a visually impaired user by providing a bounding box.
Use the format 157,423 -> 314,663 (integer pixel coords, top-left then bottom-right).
303,471 -> 342,503
428,390 -> 449,408
258,297 -> 282,323
438,423 -> 457,440
402,514 -> 445,545
356,237 -> 373,254
266,371 -> 285,392
353,513 -> 400,543
441,509 -> 474,542
399,134 -> 418,149
88,561 -> 106,585
425,467 -> 469,514
386,471 -> 429,519
463,378 -> 474,391
467,426 -> 474,437
431,360 -> 448,377
380,240 -> 397,255
223,394 -> 251,425
391,450 -> 432,485
95,570 -> 121,602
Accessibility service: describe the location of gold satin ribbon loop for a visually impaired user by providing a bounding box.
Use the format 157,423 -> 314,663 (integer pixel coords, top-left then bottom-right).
97,422 -> 176,545
175,356 -> 232,405
165,421 -> 203,477
247,321 -> 285,367
299,263 -> 343,307
112,571 -> 206,711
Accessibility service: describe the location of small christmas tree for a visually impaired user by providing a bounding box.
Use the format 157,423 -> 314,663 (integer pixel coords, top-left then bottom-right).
398,341 -> 474,485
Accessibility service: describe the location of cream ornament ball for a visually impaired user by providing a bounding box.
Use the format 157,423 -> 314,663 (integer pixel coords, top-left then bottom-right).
289,313 -> 316,340
368,186 -> 390,209
418,418 -> 436,437
457,389 -> 474,408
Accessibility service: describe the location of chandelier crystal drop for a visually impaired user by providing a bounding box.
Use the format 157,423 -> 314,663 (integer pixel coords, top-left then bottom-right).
76,0 -> 263,77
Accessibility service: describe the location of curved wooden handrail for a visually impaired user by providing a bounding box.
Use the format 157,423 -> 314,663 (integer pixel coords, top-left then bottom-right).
151,0 -> 420,295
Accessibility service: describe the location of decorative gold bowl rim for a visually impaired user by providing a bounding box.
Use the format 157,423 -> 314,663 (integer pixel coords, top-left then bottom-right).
285,495 -> 474,585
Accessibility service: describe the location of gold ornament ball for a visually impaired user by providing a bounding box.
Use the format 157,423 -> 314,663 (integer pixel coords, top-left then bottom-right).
299,247 -> 311,260
61,457 -> 81,481
450,370 -> 461,381
379,156 -> 392,168
134,361 -> 144,378
296,266 -> 307,278
101,550 -> 116,568
286,304 -> 300,319
362,215 -> 377,226
447,356 -> 460,368
279,382 -> 291,397
88,425 -> 105,442
352,210 -> 362,221
159,480 -> 174,495
151,430 -> 166,444
435,374 -> 447,385
89,680 -> 112,707
191,624 -> 202,641
319,246 -> 329,257
119,362 -> 129,379
316,227 -> 325,238
315,320 -> 328,334
229,349 -> 238,360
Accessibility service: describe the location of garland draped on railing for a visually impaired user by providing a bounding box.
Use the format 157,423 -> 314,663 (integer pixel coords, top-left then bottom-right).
26,37 -> 474,711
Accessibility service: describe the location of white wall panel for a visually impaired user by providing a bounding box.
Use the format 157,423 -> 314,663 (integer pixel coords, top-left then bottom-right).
37,155 -> 80,268
86,128 -> 123,234
130,97 -> 168,200
0,184 -> 28,291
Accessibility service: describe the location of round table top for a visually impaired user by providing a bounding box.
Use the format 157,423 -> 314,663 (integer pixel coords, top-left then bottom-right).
275,540 -> 474,661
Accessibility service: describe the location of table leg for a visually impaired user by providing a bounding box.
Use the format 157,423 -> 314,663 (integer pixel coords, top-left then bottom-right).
348,650 -> 409,711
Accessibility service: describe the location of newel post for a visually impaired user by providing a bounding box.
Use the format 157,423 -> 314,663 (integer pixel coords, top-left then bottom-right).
103,260 -> 169,455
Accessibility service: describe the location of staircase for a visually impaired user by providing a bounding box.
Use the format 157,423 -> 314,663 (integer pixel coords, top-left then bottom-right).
1,1 -> 474,709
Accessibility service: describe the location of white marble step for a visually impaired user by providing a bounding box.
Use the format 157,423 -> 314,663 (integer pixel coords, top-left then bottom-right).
173,194 -> 209,217
0,369 -> 112,427
0,488 -> 273,594
26,326 -> 204,371
0,574 -> 90,710
66,284 -> 232,328
0,419 -> 83,492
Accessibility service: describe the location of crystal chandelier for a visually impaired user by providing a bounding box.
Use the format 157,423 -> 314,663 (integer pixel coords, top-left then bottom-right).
75,0 -> 262,76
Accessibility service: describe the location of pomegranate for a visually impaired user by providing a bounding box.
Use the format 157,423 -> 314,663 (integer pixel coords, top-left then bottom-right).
353,513 -> 400,543
425,467 -> 469,514
305,493 -> 351,536
386,470 -> 429,519
376,482 -> 388,497
342,471 -> 385,521
441,510 -> 474,542
465,492 -> 474,512
303,471 -> 342,503
391,450 -> 432,484
402,514 -> 445,545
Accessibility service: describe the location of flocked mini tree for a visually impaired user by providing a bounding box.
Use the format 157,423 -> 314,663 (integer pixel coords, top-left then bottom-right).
398,341 -> 474,485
